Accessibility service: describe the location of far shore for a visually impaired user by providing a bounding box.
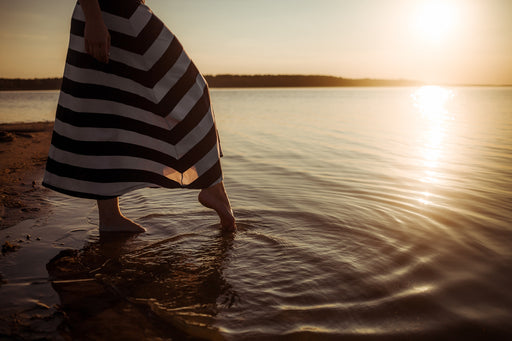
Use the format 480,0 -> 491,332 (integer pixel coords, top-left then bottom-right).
1,75 -> 511,91
1,75 -> 426,91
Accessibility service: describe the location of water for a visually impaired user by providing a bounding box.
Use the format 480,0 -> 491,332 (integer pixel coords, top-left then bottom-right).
1,87 -> 512,339
0,90 -> 59,123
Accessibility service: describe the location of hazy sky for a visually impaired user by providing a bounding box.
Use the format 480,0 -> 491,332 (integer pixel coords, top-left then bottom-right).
1,0 -> 511,85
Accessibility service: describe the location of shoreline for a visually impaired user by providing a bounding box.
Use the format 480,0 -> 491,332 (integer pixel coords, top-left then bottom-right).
0,121 -> 53,230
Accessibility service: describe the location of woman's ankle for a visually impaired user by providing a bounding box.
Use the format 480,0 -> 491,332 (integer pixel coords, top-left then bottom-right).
97,198 -> 145,233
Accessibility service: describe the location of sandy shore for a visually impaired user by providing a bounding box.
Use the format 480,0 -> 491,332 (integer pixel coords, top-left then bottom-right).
0,121 -> 53,229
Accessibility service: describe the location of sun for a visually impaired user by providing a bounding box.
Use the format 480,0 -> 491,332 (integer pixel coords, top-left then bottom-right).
414,1 -> 459,43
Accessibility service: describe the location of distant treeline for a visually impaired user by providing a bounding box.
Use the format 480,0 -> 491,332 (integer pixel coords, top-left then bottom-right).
205,74 -> 423,88
0,75 -> 422,91
0,78 -> 62,91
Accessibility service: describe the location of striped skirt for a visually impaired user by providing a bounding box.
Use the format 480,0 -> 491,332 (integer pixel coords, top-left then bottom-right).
43,0 -> 223,200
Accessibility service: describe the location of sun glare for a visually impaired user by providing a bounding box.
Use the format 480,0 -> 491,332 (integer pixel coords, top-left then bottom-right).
414,1 -> 459,43
411,85 -> 455,201
412,85 -> 453,121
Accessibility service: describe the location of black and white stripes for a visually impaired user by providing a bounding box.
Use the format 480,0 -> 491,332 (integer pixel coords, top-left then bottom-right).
43,1 -> 223,199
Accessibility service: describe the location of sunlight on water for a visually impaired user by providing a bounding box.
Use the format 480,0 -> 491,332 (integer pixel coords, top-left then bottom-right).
412,85 -> 454,121
412,86 -> 455,204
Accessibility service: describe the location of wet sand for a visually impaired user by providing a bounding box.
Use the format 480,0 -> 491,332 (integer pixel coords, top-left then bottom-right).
0,122 -> 57,338
0,121 -> 53,229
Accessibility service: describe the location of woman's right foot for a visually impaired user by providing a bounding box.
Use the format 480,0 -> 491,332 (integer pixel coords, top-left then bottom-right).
99,215 -> 146,233
97,198 -> 146,233
198,182 -> 236,231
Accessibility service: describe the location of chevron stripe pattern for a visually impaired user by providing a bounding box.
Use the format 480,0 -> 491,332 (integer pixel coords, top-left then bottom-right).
43,0 -> 223,199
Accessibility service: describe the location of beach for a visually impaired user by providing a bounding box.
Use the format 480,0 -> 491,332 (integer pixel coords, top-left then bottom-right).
0,121 -> 62,339
0,121 -> 53,229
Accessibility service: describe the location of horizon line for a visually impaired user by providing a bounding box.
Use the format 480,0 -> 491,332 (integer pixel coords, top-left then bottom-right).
0,74 -> 511,88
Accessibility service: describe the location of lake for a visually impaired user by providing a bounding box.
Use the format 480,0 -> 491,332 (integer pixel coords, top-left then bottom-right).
1,86 -> 512,340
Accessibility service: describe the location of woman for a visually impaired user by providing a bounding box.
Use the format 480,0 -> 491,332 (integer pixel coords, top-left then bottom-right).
43,0 -> 236,232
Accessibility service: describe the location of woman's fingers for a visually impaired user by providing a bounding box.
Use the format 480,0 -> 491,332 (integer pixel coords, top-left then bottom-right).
106,33 -> 111,63
95,42 -> 108,63
84,40 -> 109,63
84,23 -> 111,63
85,38 -> 91,55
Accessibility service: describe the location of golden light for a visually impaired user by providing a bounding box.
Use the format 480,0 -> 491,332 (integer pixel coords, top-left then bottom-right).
411,86 -> 455,204
412,85 -> 454,121
414,1 -> 459,43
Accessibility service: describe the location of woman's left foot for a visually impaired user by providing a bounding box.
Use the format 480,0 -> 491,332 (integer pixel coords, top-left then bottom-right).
198,182 -> 236,231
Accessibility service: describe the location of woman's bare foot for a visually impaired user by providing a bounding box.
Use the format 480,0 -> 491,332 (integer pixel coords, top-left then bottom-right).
97,198 -> 146,233
198,181 -> 236,231
99,215 -> 146,233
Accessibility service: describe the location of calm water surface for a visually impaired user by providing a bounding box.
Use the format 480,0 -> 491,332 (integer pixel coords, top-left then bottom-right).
1,87 -> 511,339
0,90 -> 59,123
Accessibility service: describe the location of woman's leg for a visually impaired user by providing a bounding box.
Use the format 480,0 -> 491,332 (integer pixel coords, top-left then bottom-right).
97,197 -> 145,233
198,181 -> 236,231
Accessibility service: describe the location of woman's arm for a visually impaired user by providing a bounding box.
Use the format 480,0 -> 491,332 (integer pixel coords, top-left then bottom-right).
78,0 -> 110,63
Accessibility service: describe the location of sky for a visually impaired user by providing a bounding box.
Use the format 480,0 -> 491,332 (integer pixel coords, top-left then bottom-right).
0,0 -> 511,85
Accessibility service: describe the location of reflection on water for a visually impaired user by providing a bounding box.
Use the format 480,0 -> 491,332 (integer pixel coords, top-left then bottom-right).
412,86 -> 454,204
413,85 -> 454,120
1,87 -> 511,340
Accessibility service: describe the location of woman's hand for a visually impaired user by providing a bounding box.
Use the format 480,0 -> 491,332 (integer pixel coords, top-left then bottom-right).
84,20 -> 110,63
79,0 -> 110,63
